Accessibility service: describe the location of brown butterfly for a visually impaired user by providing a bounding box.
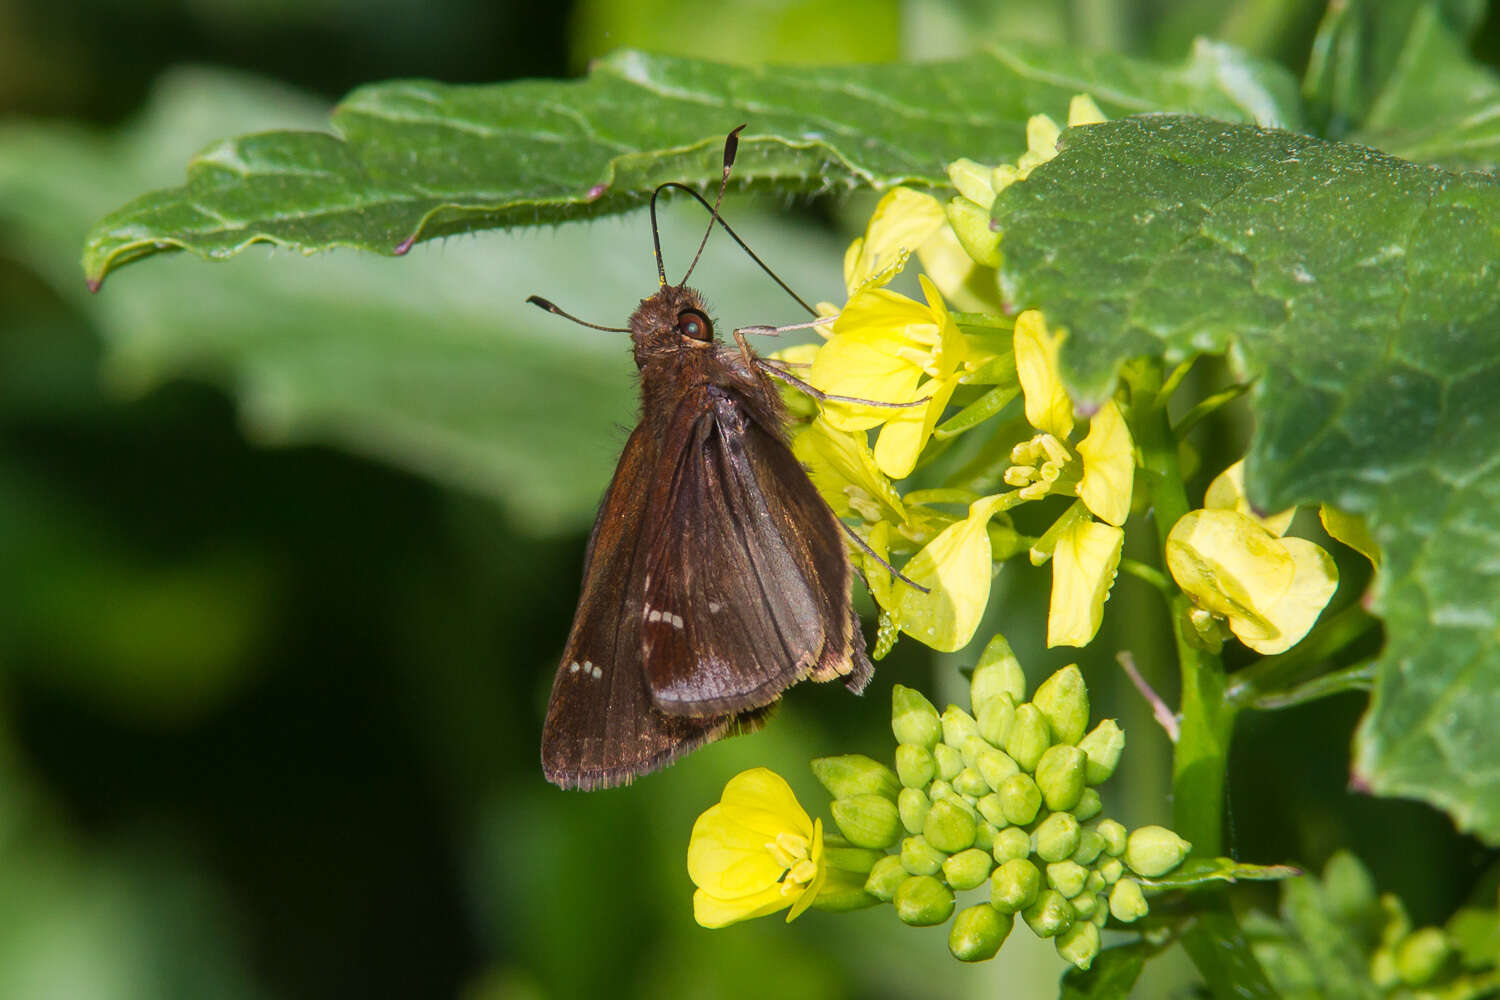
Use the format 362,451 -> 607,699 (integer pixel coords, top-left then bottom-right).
528,127 -> 885,790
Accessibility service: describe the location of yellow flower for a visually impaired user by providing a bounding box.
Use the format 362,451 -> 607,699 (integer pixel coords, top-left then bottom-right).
688,768 -> 827,928
810,275 -> 966,478
1166,505 -> 1339,656
1006,311 -> 1135,648
843,187 -> 948,295
870,494 -> 1010,652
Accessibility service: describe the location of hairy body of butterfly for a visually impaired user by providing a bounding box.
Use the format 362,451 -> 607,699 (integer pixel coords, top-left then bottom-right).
541,284 -> 871,790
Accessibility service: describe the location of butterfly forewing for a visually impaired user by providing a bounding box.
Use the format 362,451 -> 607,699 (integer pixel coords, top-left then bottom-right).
638,387 -> 838,717
543,424 -> 761,789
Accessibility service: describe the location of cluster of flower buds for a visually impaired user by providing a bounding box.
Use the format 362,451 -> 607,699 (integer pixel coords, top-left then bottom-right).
812,635 -> 1190,968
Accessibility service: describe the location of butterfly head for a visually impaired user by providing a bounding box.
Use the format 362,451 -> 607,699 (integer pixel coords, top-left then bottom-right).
630,284 -> 717,366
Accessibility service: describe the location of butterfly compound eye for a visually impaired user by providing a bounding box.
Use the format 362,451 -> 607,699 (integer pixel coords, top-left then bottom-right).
676,309 -> 713,342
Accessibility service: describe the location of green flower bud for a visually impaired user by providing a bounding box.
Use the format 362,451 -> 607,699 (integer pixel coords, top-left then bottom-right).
831,794 -> 903,849
811,881 -> 880,914
976,694 -> 1016,748
1078,720 -> 1125,784
976,748 -> 1020,791
1035,745 -> 1087,811
812,754 -> 900,801
1046,860 -> 1089,899
947,157 -> 997,209
1097,858 -> 1124,885
972,819 -> 996,852
977,792 -> 1008,828
1370,947 -> 1399,989
1089,904 -> 1108,928
1055,920 -> 1100,970
954,767 -> 989,798
865,855 -> 908,902
1108,878 -> 1149,922
924,798 -> 978,853
1034,665 -> 1090,745
901,835 -> 946,877
1005,704 -> 1052,772
944,848 -> 996,891
892,685 -> 942,749
1023,889 -> 1076,939
1072,829 -> 1106,866
942,706 -> 980,748
895,874 -> 955,926
1125,825 -> 1191,877
971,634 -> 1026,710
898,787 -> 930,834
895,744 -> 936,789
992,826 -> 1031,864
949,903 -> 1013,963
1095,819 -> 1127,857
990,858 -> 1041,913
1071,889 -> 1100,920
997,774 -> 1042,826
928,778 -> 956,802
1073,788 -> 1102,822
823,844 -> 884,877
945,197 -> 1003,270
1033,811 -> 1081,863
934,743 -> 964,781
1084,870 -> 1105,895
1395,927 -> 1451,986
960,734 -> 991,770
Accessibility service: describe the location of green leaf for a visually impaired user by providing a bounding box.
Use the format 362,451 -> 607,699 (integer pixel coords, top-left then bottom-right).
995,115 -> 1500,843
82,43 -> 1303,287
1303,0 -> 1491,151
5,69 -> 836,532
1315,2 -> 1500,171
1182,909 -> 1280,1000
1140,857 -> 1301,891
1057,941 -> 1148,999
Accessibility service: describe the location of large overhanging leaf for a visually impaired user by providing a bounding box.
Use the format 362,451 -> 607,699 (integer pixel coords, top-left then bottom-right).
81,42 -> 1303,287
995,115 -> 1500,842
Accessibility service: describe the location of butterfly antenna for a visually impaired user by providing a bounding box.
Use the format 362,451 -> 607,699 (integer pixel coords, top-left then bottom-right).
678,124 -> 744,287
525,295 -> 631,333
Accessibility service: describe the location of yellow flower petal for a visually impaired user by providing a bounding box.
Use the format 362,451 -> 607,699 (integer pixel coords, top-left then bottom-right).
792,417 -> 907,523
693,885 -> 790,928
812,288 -> 931,430
1067,94 -> 1107,127
1203,460 -> 1295,535
873,375 -> 959,479
1165,509 -> 1293,636
1014,310 -> 1073,439
892,494 -> 1008,652
1229,538 -> 1339,655
915,222 -> 996,312
1075,400 -> 1134,527
1320,504 -> 1381,567
1048,517 -> 1123,648
845,187 -> 947,295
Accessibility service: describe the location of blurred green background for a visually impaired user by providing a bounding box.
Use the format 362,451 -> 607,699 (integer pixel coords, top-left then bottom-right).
1,1 -> 1496,997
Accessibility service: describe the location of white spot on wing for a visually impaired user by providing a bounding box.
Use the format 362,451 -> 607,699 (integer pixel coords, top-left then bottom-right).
591,665 -> 603,679
569,661 -> 580,673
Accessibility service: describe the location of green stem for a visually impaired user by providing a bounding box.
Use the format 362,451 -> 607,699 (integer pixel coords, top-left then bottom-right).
1130,363 -> 1235,856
